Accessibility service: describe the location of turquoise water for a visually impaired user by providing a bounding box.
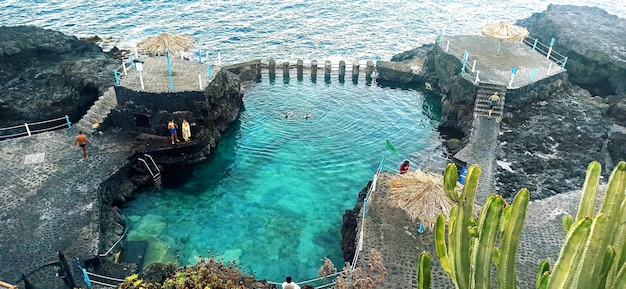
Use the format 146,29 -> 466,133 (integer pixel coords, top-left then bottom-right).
122,77 -> 444,282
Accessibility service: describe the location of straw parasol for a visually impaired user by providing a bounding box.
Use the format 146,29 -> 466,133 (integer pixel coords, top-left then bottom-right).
387,170 -> 457,231
480,21 -> 529,43
137,32 -> 196,57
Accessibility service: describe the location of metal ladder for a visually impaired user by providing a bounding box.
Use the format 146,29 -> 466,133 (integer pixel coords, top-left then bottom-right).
138,154 -> 162,188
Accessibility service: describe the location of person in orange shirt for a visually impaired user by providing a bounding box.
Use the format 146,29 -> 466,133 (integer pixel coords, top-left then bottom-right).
73,131 -> 89,160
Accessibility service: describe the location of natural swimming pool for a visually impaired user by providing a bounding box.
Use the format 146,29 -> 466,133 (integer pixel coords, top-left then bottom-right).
121,76 -> 444,283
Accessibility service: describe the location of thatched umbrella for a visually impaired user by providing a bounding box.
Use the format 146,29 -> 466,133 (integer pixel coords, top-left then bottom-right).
387,170 -> 457,231
481,21 -> 529,55
137,32 -> 196,57
481,21 -> 529,42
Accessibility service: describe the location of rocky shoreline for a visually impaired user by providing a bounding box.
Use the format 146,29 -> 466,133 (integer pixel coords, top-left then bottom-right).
1,4 -> 625,287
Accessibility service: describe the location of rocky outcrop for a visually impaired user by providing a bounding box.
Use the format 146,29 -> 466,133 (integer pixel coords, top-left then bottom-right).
340,181 -> 370,263
517,5 -> 626,97
0,26 -> 119,128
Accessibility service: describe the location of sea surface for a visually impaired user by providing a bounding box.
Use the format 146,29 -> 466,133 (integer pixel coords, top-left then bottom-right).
2,0 -> 624,285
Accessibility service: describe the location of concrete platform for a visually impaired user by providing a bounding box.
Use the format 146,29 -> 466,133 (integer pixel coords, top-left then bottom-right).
438,35 -> 565,87
0,128 -> 134,288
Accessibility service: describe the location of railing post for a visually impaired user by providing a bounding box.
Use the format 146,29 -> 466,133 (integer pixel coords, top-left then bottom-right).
65,115 -> 72,128
547,63 -> 553,75
509,66 -> 517,88
198,74 -> 203,89
461,50 -> 468,75
562,56 -> 568,68
530,68 -> 537,82
546,37 -> 555,60
129,55 -> 135,69
474,70 -> 480,84
113,70 -> 120,85
471,59 -> 476,72
446,40 -> 450,52
25,123 -> 31,136
439,26 -> 445,42
122,60 -> 127,75
532,39 -> 538,51
207,64 -> 213,80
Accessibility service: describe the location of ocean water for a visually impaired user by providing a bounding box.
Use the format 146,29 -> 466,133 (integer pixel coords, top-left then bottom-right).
3,0 -> 624,285
1,1 -> 623,64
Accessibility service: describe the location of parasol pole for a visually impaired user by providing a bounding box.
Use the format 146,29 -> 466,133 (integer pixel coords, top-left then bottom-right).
496,40 -> 502,55
166,50 -> 174,92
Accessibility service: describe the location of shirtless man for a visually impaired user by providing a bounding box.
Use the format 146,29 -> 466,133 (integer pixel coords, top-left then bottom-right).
73,131 -> 89,160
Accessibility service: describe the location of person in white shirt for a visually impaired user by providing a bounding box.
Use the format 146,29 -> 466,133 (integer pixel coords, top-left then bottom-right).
282,276 -> 300,289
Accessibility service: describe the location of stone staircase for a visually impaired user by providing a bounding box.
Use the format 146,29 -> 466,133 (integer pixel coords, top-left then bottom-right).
75,87 -> 118,135
474,83 -> 506,121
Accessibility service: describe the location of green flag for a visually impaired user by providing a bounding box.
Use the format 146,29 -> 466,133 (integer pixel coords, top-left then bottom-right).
386,139 -> 398,153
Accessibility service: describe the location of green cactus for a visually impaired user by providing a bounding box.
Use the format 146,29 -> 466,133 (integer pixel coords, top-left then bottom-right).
417,252 -> 432,289
432,163 -> 529,289
539,161 -> 626,289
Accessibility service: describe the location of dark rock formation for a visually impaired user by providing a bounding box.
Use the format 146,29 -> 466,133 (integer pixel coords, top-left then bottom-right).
517,5 -> 626,96
375,44 -> 432,87
0,26 -> 119,127
340,181 -> 370,263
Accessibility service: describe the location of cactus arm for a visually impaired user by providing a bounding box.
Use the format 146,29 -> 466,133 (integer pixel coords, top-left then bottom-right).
598,162 -> 626,243
452,165 -> 481,289
576,214 -> 608,288
448,206 -> 459,288
493,247 -> 500,268
497,188 -> 529,289
599,161 -> 626,287
536,260 -> 550,289
537,272 -> 550,289
612,255 -> 626,289
470,194 -> 504,289
435,213 -> 452,276
418,252 -> 432,289
500,202 -> 511,235
597,246 -> 615,289
546,217 -> 592,289
561,215 -> 573,231
575,161 -> 601,221
444,163 -> 460,201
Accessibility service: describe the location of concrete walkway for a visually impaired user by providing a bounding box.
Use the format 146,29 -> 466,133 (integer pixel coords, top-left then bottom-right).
0,128 -> 133,288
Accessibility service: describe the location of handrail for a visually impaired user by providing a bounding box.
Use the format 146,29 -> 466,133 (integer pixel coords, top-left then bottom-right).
85,271 -> 125,283
99,224 -> 128,257
0,115 -> 72,140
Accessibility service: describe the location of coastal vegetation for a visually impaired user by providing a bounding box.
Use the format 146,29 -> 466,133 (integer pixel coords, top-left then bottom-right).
417,161 -> 626,289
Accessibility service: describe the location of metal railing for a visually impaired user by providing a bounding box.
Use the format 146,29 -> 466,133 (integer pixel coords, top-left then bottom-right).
437,34 -> 481,84
522,36 -> 568,68
0,115 -> 72,141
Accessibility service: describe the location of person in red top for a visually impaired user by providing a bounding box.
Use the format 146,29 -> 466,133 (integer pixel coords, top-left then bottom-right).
399,160 -> 410,174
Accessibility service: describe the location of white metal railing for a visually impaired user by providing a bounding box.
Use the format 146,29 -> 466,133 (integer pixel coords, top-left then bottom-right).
0,115 -> 72,140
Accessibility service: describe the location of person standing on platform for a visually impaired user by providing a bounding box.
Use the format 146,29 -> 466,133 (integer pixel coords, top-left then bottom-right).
182,119 -> 191,141
168,120 -> 180,145
73,131 -> 89,160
